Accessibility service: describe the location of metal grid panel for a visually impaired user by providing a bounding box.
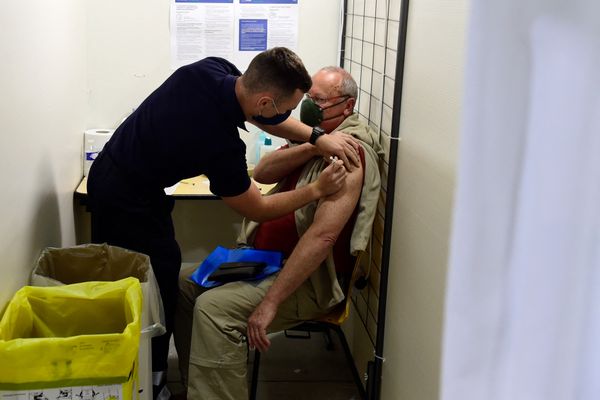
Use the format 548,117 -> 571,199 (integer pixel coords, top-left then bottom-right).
342,0 -> 399,345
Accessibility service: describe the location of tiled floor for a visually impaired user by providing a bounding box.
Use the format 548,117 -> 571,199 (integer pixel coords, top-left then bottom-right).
167,329 -> 362,400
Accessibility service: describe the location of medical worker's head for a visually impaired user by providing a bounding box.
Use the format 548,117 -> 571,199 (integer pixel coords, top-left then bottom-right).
300,67 -> 357,133
241,47 -> 311,125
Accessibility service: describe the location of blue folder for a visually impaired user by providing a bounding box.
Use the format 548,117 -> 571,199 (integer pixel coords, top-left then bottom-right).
190,246 -> 283,288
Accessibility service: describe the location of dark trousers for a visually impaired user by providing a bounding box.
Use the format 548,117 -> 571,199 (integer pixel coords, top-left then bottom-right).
88,153 -> 181,372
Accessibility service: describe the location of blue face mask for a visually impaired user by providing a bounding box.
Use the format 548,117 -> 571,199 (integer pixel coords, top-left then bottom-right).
252,99 -> 292,125
252,110 -> 292,125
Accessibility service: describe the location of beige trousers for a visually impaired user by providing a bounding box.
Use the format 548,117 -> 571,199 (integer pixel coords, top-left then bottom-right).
173,266 -> 332,400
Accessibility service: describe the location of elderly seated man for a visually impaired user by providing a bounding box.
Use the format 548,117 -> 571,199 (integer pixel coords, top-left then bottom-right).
173,66 -> 383,400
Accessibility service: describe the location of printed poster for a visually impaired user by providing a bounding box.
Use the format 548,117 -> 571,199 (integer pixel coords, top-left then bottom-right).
171,0 -> 298,71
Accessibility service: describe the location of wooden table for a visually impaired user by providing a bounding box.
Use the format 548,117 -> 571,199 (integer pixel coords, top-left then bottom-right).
75,175 -> 276,201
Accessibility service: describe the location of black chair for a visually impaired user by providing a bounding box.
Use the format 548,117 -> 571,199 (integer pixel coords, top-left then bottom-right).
249,254 -> 367,400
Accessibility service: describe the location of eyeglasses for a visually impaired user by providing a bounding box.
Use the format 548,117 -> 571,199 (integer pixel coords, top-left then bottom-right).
306,93 -> 349,107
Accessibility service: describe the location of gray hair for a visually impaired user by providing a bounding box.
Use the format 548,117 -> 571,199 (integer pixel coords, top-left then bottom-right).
320,66 -> 358,99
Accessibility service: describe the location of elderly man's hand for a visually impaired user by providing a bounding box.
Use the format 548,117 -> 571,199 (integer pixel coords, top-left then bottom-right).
247,299 -> 278,353
315,132 -> 361,171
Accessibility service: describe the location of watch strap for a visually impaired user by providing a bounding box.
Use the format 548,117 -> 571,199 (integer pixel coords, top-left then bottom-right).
309,126 -> 325,145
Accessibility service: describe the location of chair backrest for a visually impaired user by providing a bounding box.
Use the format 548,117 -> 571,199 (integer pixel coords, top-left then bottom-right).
316,251 -> 365,325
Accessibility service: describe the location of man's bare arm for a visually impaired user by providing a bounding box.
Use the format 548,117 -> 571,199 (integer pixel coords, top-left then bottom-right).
247,158 -> 364,352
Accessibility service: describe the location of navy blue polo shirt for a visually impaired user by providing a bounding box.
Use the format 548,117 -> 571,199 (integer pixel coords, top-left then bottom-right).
102,57 -> 251,198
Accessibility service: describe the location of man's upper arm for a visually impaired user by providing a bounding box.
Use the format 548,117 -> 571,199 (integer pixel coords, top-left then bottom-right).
308,161 -> 364,238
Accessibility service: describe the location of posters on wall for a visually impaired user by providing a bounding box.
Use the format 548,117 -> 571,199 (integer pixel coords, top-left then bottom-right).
170,0 -> 299,71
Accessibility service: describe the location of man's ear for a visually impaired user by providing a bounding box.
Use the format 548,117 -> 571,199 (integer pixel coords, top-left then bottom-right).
344,97 -> 356,116
257,96 -> 271,107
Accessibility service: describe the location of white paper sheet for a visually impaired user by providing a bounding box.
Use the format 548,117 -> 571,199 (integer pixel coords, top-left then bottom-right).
164,182 -> 180,195
170,0 -> 235,70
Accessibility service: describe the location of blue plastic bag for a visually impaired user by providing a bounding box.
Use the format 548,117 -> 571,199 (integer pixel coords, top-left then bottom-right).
190,246 -> 283,288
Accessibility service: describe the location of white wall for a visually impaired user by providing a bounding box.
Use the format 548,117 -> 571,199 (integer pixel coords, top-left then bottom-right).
381,0 -> 468,398
86,0 -> 172,129
0,1 -> 87,307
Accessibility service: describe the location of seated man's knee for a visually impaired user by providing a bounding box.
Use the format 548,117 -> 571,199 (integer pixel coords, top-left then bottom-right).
191,289 -> 249,352
192,284 -> 254,336
193,288 -> 228,323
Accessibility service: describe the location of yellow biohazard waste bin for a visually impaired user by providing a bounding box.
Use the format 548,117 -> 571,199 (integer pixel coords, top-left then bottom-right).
29,244 -> 166,400
0,278 -> 142,400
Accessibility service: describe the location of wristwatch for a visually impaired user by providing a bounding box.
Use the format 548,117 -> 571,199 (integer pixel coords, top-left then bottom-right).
309,126 -> 325,145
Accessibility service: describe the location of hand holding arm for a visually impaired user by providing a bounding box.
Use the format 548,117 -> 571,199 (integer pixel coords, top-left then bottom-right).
314,132 -> 361,172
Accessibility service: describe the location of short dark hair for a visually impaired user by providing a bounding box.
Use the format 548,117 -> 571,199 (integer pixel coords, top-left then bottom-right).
242,47 -> 312,99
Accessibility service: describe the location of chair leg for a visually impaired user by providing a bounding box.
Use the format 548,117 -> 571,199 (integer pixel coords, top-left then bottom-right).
332,325 -> 367,400
249,349 -> 261,400
322,328 -> 334,351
